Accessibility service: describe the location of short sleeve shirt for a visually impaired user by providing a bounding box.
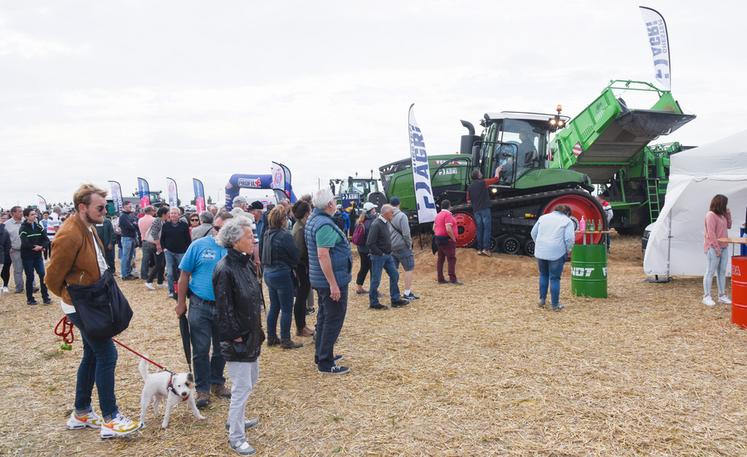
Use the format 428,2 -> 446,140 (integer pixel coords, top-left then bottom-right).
178,236 -> 227,301
316,224 -> 343,248
433,210 -> 456,237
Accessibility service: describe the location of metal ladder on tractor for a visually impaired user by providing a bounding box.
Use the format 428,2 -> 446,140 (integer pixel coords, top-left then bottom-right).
645,163 -> 661,223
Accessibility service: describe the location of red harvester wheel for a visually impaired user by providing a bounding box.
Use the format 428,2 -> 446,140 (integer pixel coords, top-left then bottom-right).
453,212 -> 477,248
543,194 -> 605,245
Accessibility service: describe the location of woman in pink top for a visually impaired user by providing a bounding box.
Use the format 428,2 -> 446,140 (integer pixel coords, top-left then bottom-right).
702,194 -> 732,307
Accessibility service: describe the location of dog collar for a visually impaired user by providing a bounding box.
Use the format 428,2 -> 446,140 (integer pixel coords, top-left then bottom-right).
167,374 -> 190,402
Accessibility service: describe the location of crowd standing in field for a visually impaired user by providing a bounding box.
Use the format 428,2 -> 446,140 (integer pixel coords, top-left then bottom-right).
0,180 -> 736,455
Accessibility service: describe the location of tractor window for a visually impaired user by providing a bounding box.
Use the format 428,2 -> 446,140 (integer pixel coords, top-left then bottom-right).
497,120 -> 545,180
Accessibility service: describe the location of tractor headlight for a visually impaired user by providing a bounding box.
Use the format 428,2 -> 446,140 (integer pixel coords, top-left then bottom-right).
490,188 -> 498,194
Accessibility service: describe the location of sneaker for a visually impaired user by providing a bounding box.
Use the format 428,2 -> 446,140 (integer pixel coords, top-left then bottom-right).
552,303 -> 565,312
538,299 -> 546,308
225,418 -> 259,430
450,280 -> 464,286
27,299 -> 38,306
2,286 -> 8,293
196,391 -> 210,409
319,365 -> 350,375
702,296 -> 716,307
280,339 -> 303,349
67,410 -> 104,430
477,250 -> 486,256
718,295 -> 732,305
369,303 -> 388,310
144,282 -> 156,290
266,335 -> 280,346
391,298 -> 409,307
211,384 -> 231,398
334,354 -> 344,363
99,413 -> 142,439
405,292 -> 420,300
229,440 -> 256,456
167,292 -> 175,299
42,298 -> 52,305
484,251 -> 492,257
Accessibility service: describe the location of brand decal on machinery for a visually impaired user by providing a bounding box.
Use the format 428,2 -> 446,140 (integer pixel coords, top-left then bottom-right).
571,266 -> 608,278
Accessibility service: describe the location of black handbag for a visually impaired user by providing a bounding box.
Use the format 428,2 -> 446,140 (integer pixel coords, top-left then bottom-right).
67,270 -> 134,341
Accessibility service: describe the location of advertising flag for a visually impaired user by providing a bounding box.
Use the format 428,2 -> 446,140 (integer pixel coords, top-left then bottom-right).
36,194 -> 48,212
109,181 -> 124,213
639,6 -> 671,90
166,177 -> 179,208
193,178 -> 206,213
137,177 -> 151,208
407,104 -> 437,224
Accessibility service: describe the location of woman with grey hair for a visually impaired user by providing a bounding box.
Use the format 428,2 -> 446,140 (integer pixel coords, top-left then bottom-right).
213,216 -> 265,456
191,211 -> 215,240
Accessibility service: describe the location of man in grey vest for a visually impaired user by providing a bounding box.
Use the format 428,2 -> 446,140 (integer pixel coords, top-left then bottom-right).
304,188 -> 353,375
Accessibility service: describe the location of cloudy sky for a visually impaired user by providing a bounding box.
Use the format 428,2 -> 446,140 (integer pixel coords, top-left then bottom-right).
1,0 -> 745,208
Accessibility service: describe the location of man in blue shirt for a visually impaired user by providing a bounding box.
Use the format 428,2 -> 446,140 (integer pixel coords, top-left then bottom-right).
175,212 -> 230,408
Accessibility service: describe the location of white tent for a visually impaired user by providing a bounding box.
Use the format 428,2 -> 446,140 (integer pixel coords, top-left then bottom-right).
643,130 -> 747,277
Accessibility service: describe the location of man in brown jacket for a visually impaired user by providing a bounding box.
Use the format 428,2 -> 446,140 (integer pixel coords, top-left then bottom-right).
46,184 -> 141,439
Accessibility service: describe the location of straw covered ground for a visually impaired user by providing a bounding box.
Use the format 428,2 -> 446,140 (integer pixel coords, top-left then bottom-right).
2,235 -> 746,456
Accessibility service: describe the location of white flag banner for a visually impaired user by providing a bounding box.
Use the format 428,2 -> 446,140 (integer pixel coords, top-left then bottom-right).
270,162 -> 285,191
36,194 -> 48,212
109,180 -> 123,213
408,104 -> 437,224
640,6 -> 671,90
166,177 -> 179,208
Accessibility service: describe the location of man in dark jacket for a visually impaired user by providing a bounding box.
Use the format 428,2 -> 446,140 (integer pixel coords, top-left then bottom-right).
161,207 -> 191,298
118,201 -> 138,279
19,207 -> 51,305
95,217 -> 116,272
365,204 -> 408,310
0,219 -> 12,293
467,168 -> 500,256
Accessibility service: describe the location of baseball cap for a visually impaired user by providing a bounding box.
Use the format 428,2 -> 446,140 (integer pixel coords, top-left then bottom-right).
390,197 -> 401,206
363,202 -> 376,211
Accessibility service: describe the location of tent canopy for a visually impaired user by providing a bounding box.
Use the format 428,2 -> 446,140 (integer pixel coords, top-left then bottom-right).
643,130 -> 747,277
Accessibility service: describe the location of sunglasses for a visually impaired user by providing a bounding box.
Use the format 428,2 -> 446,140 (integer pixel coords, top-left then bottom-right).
94,205 -> 106,212
190,218 -> 199,222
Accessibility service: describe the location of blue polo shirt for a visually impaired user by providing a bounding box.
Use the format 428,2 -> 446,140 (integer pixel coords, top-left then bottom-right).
179,236 -> 227,301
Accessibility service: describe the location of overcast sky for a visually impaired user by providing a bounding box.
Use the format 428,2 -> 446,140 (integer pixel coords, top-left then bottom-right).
2,0 -> 745,208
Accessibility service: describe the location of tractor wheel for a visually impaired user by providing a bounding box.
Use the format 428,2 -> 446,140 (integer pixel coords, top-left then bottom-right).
453,212 -> 476,248
524,238 -> 536,257
500,235 -> 521,255
367,192 -> 388,209
543,193 -> 605,245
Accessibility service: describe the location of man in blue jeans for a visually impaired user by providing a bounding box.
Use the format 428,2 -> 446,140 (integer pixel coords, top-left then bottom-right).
161,207 -> 191,299
176,211 -> 230,408
305,188 -> 353,375
118,201 -> 138,279
365,204 -> 409,310
467,168 -> 500,256
530,205 -> 575,311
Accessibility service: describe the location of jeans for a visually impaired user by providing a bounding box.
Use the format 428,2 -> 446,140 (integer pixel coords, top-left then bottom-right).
226,361 -> 259,445
315,286 -> 348,371
67,312 -> 119,420
140,241 -> 157,280
294,263 -> 310,332
369,254 -> 401,305
120,237 -> 135,278
704,247 -> 729,298
188,296 -> 226,393
264,267 -> 295,340
147,251 -> 165,284
22,256 -> 49,302
165,251 -> 185,295
10,249 -> 24,292
436,239 -> 457,283
538,255 -> 566,306
356,249 -> 371,286
474,208 -> 492,251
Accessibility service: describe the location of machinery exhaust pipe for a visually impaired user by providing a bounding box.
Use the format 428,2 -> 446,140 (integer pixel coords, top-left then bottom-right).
460,120 -> 477,156
460,120 -> 475,136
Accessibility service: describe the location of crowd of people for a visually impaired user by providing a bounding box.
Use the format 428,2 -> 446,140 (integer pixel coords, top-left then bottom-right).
0,180 -> 736,454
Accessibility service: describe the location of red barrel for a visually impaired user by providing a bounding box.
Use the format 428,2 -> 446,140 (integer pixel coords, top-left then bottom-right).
731,256 -> 747,328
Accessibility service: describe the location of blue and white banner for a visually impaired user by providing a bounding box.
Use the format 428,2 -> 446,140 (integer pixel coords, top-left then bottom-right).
166,177 -> 179,208
408,104 -> 437,224
639,6 -> 671,90
108,180 -> 123,213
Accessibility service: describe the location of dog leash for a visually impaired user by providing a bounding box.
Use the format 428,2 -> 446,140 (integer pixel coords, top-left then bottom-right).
54,315 -> 173,373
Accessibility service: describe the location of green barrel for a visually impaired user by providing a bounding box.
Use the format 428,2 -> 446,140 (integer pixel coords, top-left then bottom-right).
570,244 -> 607,298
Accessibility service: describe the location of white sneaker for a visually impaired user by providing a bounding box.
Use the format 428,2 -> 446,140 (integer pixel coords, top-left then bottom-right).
230,440 -> 256,455
2,286 -> 8,293
703,296 -> 716,307
719,295 -> 732,305
66,410 -> 104,429
144,282 -> 155,290
100,413 -> 142,439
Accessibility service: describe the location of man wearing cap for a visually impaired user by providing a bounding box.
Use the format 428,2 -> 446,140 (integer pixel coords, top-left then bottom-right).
389,197 -> 418,300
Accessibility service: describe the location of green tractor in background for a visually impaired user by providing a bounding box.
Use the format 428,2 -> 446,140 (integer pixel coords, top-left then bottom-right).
376,111 -> 607,255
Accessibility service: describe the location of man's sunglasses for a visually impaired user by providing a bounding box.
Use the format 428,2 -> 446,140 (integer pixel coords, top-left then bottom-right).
93,205 -> 106,212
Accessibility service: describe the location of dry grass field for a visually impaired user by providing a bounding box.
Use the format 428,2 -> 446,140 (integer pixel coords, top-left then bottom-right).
1,235 -> 746,456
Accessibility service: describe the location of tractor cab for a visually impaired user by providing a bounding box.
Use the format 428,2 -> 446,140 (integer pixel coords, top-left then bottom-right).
330,176 -> 381,209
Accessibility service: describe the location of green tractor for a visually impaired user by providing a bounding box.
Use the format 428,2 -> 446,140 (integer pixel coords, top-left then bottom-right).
376,111 -> 607,255
329,174 -> 382,210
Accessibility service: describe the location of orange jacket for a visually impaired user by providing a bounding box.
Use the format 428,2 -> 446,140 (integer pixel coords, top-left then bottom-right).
45,214 -> 105,304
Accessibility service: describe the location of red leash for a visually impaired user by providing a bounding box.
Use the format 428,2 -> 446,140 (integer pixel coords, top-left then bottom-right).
54,316 -> 171,372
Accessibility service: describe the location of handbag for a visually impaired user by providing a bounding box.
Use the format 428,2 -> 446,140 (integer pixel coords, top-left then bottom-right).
67,270 -> 134,341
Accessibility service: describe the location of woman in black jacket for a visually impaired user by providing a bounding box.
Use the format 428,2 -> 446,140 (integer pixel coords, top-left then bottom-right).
261,206 -> 301,349
214,215 -> 265,456
291,201 -> 314,338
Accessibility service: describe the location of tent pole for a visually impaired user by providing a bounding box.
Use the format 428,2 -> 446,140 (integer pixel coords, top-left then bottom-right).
666,211 -> 672,281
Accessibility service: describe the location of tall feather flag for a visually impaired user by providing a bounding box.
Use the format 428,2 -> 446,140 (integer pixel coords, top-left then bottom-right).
166,177 -> 179,208
193,178 -> 206,213
639,6 -> 672,90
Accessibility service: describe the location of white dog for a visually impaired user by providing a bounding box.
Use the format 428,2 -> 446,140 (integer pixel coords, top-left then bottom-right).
138,358 -> 205,429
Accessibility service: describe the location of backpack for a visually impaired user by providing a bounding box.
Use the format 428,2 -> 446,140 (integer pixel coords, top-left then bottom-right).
351,222 -> 366,246
332,212 -> 346,232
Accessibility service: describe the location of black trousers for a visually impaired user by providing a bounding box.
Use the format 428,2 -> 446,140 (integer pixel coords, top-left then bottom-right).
1,258 -> 10,287
294,263 -> 310,332
356,250 -> 371,286
314,285 -> 348,371
104,248 -> 115,274
147,251 -> 166,284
